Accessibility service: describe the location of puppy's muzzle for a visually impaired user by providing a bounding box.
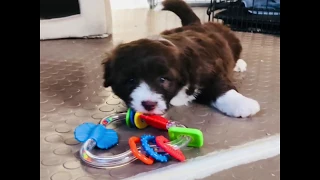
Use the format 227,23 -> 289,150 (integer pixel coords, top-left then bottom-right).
141,101 -> 158,111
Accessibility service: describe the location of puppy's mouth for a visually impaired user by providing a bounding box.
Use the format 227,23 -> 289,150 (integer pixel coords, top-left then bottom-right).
130,107 -> 166,116
129,100 -> 167,115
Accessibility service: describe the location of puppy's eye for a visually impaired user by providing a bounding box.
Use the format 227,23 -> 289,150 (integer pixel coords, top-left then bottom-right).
159,77 -> 168,83
158,77 -> 171,89
126,78 -> 135,84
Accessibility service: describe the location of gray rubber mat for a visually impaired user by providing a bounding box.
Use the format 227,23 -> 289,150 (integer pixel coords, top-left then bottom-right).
40,8 -> 280,180
40,32 -> 279,180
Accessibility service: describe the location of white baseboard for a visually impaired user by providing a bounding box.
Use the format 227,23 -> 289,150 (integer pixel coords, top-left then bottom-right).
40,0 -> 113,40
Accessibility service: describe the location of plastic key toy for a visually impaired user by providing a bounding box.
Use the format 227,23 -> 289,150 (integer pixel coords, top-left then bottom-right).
140,134 -> 170,163
155,135 -> 186,162
125,109 -> 204,164
129,136 -> 154,165
74,108 -> 204,168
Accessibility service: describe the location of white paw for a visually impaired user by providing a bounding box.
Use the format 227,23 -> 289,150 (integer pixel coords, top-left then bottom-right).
233,59 -> 247,72
170,86 -> 195,106
153,2 -> 164,11
212,90 -> 260,118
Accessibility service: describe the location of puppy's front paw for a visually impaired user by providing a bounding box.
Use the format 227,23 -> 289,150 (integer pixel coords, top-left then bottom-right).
212,90 -> 260,118
233,59 -> 247,72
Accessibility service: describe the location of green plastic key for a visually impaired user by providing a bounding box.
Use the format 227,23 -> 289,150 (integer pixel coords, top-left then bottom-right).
168,127 -> 204,147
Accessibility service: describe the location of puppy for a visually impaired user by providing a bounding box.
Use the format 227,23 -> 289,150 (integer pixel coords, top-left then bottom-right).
102,0 -> 260,118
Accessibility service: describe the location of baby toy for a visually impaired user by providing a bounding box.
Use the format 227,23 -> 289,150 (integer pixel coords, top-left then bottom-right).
74,108 -> 204,168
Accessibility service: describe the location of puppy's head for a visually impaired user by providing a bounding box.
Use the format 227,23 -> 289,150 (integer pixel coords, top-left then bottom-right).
103,38 -> 185,115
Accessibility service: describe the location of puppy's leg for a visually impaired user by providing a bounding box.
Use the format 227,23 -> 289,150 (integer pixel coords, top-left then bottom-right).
197,77 -> 260,118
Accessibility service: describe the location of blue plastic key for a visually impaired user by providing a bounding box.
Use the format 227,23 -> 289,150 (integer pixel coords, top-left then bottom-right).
140,134 -> 170,163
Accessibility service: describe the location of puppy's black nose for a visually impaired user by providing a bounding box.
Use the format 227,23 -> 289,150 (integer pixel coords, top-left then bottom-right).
141,101 -> 157,111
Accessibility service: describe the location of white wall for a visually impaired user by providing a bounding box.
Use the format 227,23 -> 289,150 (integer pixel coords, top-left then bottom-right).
110,0 -> 150,9
109,0 -> 213,10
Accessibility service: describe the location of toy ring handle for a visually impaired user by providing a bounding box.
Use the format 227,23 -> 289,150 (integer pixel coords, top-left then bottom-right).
129,136 -> 154,165
78,112 -> 196,168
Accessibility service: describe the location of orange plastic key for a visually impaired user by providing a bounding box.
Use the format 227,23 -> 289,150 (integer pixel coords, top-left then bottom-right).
128,136 -> 154,165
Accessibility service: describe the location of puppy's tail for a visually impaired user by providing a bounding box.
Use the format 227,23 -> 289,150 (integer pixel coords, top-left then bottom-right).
154,0 -> 201,26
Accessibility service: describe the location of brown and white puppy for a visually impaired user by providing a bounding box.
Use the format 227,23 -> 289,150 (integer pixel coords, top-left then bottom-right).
102,0 -> 260,117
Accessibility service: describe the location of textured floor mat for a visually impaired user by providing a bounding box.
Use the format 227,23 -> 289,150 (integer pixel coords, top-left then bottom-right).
40,8 -> 280,180
203,155 -> 280,180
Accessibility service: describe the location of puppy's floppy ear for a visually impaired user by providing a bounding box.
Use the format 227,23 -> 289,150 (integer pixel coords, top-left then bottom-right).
101,40 -> 124,88
179,46 -> 199,92
101,54 -> 113,87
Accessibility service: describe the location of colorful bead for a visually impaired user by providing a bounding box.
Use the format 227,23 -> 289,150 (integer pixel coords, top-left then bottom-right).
106,117 -> 112,123
134,112 -> 148,129
130,109 -> 136,128
82,152 -> 92,162
101,117 -> 112,125
126,108 -> 132,127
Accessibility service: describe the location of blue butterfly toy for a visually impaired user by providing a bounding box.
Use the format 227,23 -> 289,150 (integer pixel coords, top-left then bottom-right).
74,122 -> 119,149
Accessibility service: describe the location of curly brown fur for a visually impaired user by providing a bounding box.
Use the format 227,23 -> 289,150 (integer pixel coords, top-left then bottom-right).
103,0 -> 260,117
